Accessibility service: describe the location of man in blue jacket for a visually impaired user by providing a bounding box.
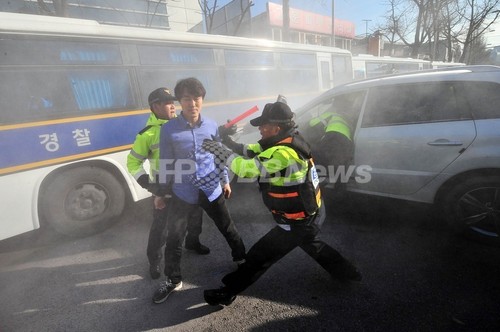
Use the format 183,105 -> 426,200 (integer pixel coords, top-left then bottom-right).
153,77 -> 246,304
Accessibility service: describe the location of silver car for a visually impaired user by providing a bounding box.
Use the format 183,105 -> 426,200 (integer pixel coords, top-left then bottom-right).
294,65 -> 500,243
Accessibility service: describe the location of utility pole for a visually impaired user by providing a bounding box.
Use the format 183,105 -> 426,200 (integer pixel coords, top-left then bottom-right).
283,0 -> 290,42
331,0 -> 335,47
362,19 -> 372,54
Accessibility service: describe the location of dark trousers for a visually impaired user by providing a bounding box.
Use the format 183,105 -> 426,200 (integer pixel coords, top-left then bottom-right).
221,203 -> 354,294
146,197 -> 203,265
164,192 -> 246,283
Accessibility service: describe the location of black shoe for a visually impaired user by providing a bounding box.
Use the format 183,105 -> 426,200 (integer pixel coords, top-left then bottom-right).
185,242 -> 210,255
337,262 -> 362,282
149,263 -> 161,280
153,279 -> 182,304
204,287 -> 236,306
233,258 -> 246,266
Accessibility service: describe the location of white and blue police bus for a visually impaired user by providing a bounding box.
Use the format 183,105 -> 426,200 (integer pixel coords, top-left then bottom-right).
0,12 -> 353,240
430,61 -> 466,69
352,54 -> 431,80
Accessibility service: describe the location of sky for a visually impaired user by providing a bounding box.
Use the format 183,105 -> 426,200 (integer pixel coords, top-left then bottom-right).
220,0 -> 389,37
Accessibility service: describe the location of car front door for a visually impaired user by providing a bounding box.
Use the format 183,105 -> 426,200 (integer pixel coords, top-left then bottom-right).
349,81 -> 476,197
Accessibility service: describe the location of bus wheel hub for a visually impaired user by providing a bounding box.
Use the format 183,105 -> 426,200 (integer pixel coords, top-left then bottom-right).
66,184 -> 108,220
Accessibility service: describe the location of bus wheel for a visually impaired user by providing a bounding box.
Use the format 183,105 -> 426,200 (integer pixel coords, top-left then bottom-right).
39,166 -> 126,237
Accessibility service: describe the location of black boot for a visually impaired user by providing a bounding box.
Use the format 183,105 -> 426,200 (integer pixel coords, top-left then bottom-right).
185,239 -> 210,255
204,287 -> 236,306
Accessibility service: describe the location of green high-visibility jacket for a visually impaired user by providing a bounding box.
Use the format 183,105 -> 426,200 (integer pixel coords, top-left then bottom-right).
309,112 -> 352,140
230,139 -> 308,187
229,135 -> 321,222
127,113 -> 167,181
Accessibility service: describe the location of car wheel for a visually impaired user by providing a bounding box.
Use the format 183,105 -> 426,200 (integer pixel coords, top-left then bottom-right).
39,166 -> 126,237
441,175 -> 500,244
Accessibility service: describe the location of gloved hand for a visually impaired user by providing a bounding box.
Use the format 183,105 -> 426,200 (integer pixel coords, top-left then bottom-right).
202,139 -> 235,166
217,124 -> 244,155
136,174 -> 151,189
137,174 -> 169,197
218,122 -> 237,139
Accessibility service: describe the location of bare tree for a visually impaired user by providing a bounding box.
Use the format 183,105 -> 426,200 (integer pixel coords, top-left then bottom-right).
456,0 -> 500,63
36,0 -> 68,17
379,0 -> 409,55
379,0 -> 432,57
146,0 -> 165,27
379,0 -> 499,63
232,0 -> 254,36
198,0 -> 219,33
53,0 -> 68,16
440,0 -> 464,61
36,0 -> 51,14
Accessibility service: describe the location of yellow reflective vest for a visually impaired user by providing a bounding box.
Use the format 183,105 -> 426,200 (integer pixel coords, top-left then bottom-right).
230,135 -> 321,224
127,113 -> 167,181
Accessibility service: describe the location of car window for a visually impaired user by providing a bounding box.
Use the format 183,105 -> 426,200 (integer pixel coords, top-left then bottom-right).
361,82 -> 472,127
297,90 -> 365,124
296,90 -> 366,142
462,81 -> 500,120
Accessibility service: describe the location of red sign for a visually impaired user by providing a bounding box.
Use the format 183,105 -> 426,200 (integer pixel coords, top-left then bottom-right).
267,2 -> 355,39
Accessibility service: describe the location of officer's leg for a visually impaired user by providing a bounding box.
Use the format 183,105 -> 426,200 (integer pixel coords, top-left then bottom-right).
146,197 -> 169,266
299,205 -> 361,281
222,225 -> 300,295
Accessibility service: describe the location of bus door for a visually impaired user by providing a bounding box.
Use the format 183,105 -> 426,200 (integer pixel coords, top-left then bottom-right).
317,54 -> 332,90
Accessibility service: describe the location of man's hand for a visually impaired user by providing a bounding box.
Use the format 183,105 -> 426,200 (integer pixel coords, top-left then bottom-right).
202,139 -> 234,166
153,196 -> 166,210
223,183 -> 232,199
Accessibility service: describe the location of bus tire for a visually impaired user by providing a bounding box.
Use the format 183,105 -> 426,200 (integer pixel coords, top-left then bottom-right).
39,166 -> 126,237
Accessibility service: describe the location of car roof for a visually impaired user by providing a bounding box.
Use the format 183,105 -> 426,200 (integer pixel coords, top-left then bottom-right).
336,65 -> 500,92
294,65 -> 500,115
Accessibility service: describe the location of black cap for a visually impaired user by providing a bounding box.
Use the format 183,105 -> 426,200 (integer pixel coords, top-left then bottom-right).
148,87 -> 176,105
250,102 -> 294,127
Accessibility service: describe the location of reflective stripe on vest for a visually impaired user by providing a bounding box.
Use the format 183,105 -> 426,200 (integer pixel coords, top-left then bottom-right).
272,210 -> 307,220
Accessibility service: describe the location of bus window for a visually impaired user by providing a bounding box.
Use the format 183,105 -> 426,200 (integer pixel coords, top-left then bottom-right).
280,52 -> 318,92
281,69 -> 319,93
137,68 -> 223,103
225,69 -> 280,99
69,69 -> 135,111
332,54 -> 353,85
320,61 -> 331,90
0,69 -> 136,124
0,39 -> 122,65
1,70 -> 74,124
137,45 -> 215,65
280,52 -> 316,67
224,50 -> 274,66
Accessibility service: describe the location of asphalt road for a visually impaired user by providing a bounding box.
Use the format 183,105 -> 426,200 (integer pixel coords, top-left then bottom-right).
1,184 -> 500,332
